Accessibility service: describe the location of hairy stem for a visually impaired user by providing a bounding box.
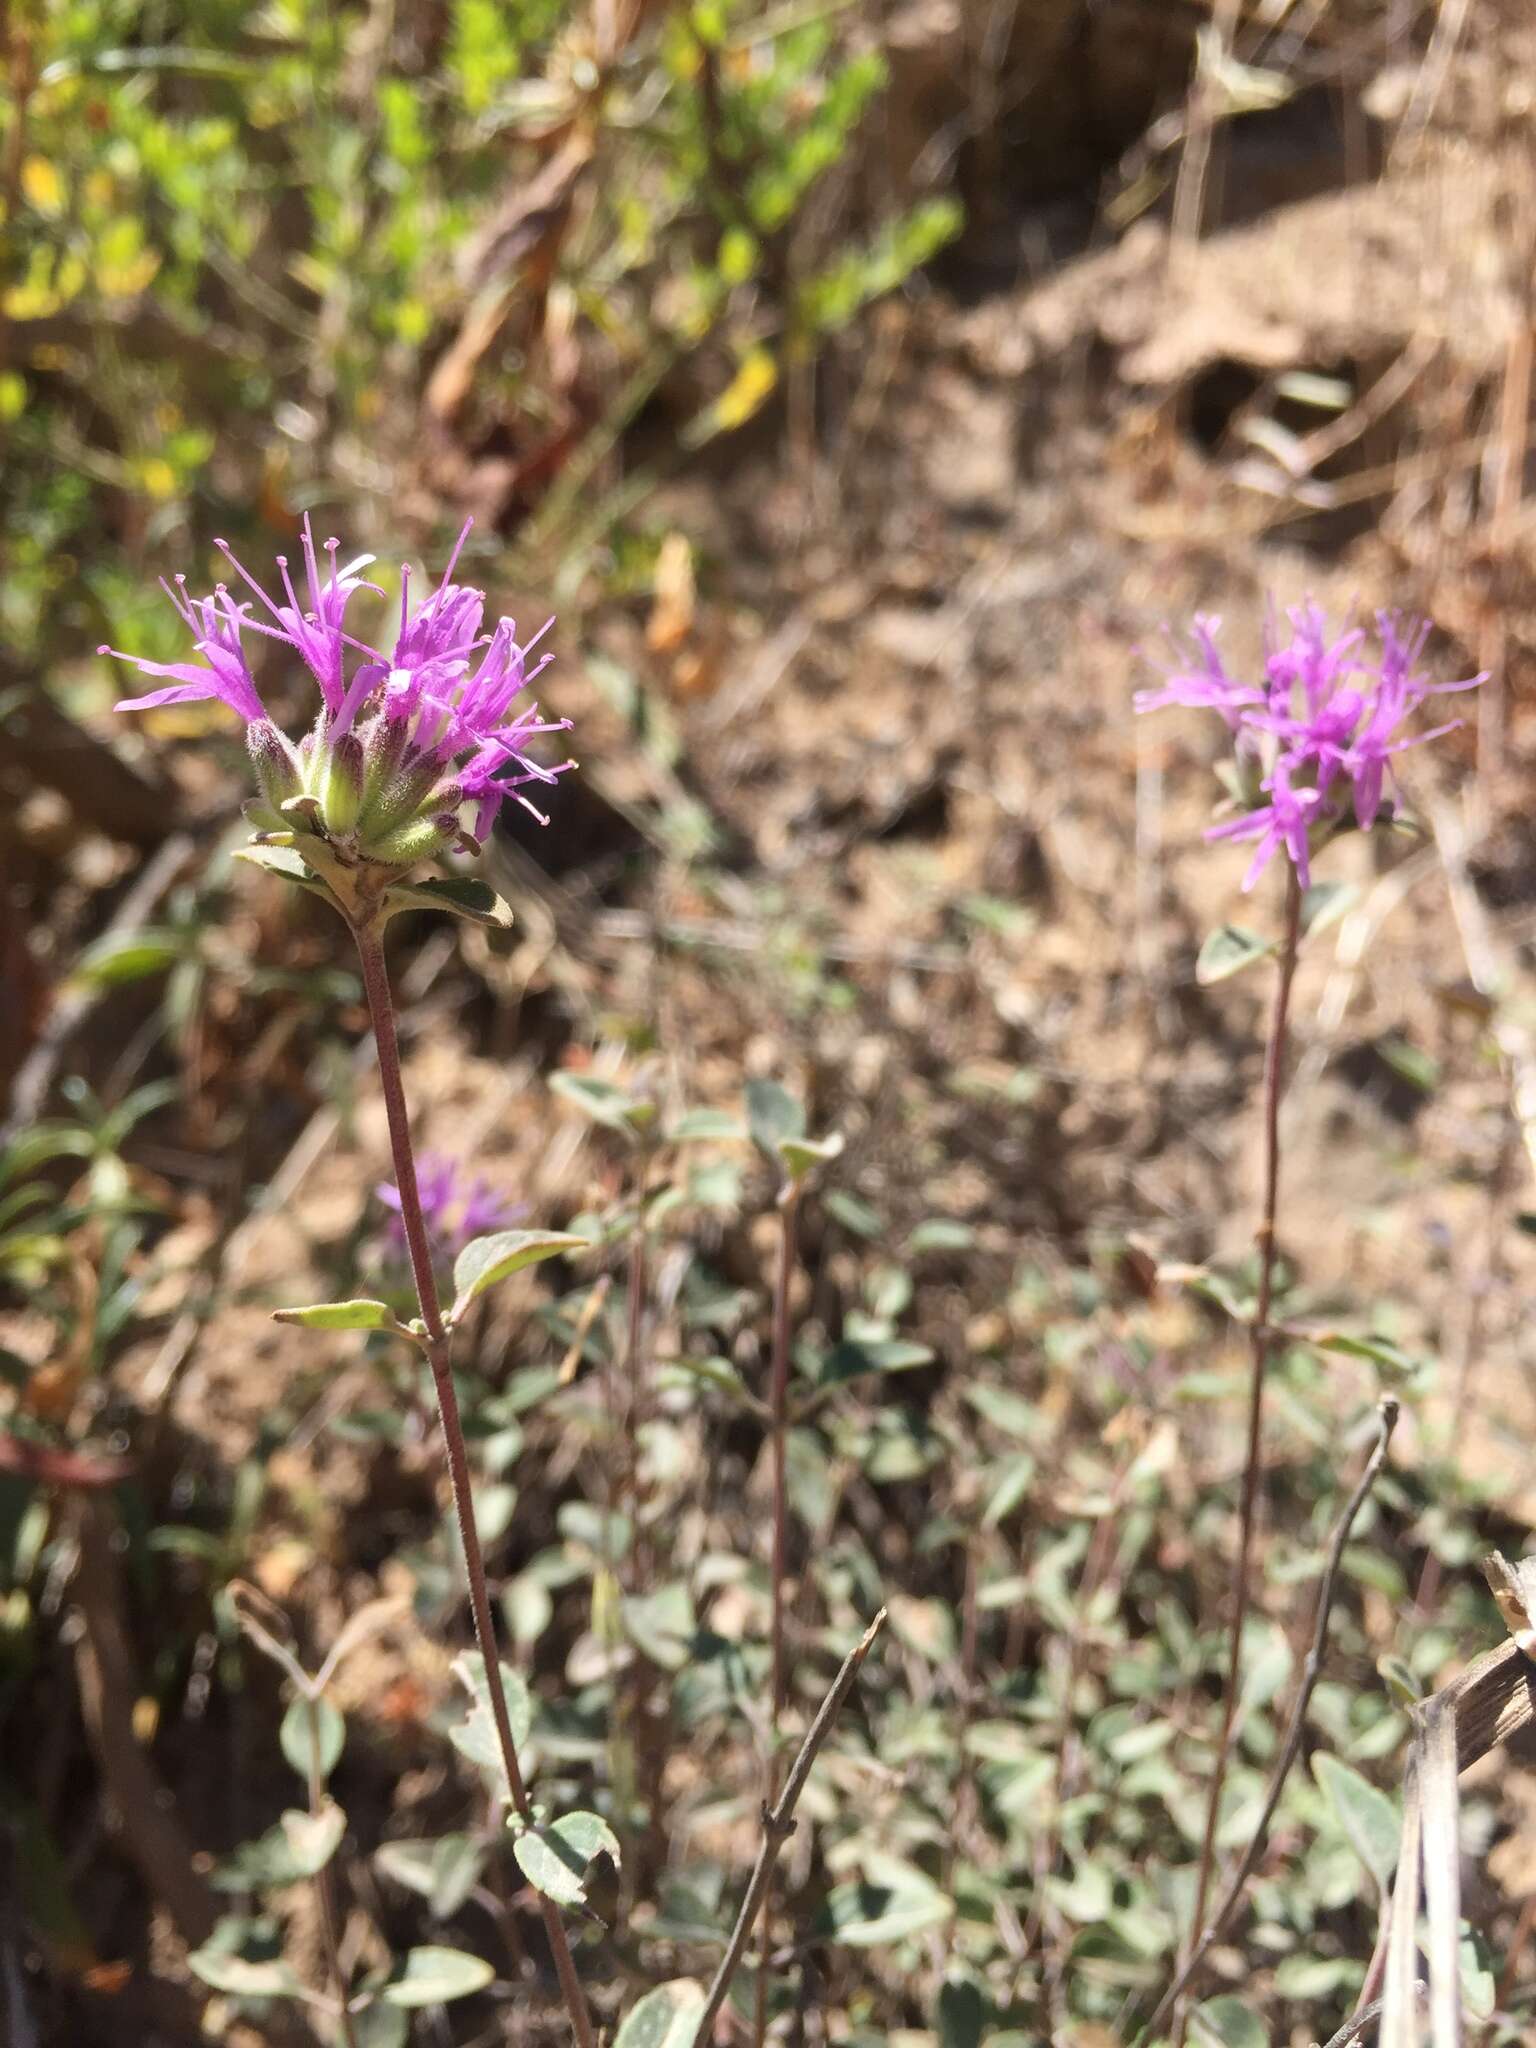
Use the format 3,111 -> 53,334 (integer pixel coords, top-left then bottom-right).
354,921 -> 596,2048
1177,862 -> 1303,2042
1144,1397 -> 1399,2038
755,1184 -> 801,2048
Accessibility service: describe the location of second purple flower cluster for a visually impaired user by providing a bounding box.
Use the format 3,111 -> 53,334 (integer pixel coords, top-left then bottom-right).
1136,603 -> 1483,889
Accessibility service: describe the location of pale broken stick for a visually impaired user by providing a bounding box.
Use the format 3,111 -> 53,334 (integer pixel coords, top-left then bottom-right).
692,1609 -> 887,2044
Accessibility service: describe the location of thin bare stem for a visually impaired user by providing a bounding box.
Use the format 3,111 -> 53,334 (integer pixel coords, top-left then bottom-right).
1177,861 -> 1303,2043
756,1184 -> 801,2046
1144,1398 -> 1399,2038
768,1187 -> 800,1726
307,1701 -> 360,2048
625,1153 -> 651,1586
695,1611 -> 886,2045
353,921 -> 596,2048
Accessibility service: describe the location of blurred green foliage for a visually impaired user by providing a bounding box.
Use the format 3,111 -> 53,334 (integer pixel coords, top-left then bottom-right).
2,0 -> 960,674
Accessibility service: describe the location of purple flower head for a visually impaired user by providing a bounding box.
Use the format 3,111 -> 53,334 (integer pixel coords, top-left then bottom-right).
105,514 -> 574,870
375,1154 -> 524,1263
1135,599 -> 1484,890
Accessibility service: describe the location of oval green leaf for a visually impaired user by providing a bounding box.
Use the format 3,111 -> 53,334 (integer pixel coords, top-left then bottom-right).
273,1298 -> 402,1333
612,1980 -> 706,2048
450,1230 -> 588,1317
188,1948 -> 307,1999
380,1945 -> 496,2008
1313,1752 -> 1400,1893
1196,924 -> 1275,985
279,1696 -> 345,1784
511,1809 -> 620,1909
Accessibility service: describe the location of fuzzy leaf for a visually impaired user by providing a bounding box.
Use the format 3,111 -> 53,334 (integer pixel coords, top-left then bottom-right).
273,1298 -> 402,1333
821,1877 -> 953,1947
450,1230 -> 587,1317
278,1800 -> 346,1877
69,928 -> 183,989
745,1078 -> 805,1153
612,1980 -> 706,2048
817,1337 -> 934,1389
450,1651 -> 533,1797
1314,1753 -> 1400,1892
1196,923 -> 1275,985
551,1070 -> 656,1135
379,1945 -> 495,2007
1301,879 -> 1358,938
382,875 -> 514,929
1189,1996 -> 1267,2048
279,1697 -> 345,1784
778,1130 -> 844,1181
376,1834 -> 488,1920
511,1810 -> 620,1909
668,1108 -> 746,1142
188,1949 -> 307,1999
233,842 -> 334,899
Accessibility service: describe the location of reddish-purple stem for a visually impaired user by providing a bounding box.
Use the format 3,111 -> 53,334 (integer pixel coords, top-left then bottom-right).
354,921 -> 596,2048
1176,863 -> 1303,2044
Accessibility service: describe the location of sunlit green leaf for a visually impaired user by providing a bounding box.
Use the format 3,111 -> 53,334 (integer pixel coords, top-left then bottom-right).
511,1810 -> 620,1909
379,1945 -> 495,2007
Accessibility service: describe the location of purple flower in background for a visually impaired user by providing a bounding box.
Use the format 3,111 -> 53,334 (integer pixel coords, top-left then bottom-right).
1136,599 -> 1483,889
376,1155 -> 524,1263
104,515 -> 574,868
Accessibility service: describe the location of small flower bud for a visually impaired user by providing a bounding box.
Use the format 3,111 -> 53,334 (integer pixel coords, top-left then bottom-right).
247,721 -> 303,811
321,732 -> 366,837
361,709 -> 411,800
359,753 -> 444,838
368,814 -> 455,867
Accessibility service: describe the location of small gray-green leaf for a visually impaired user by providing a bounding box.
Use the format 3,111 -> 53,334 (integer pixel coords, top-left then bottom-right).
233,842 -> 334,899
1196,924 -> 1275,985
450,1651 -> 533,1799
279,1696 -> 345,1784
273,1298 -> 402,1333
778,1131 -> 844,1182
1302,879 -> 1358,938
450,1230 -> 587,1317
821,1878 -> 953,1946
1314,1752 -> 1400,1892
612,1979 -> 706,2048
1189,1995 -> 1268,2048
382,876 -> 514,929
353,2005 -> 409,2048
668,1108 -> 747,1143
379,1945 -> 495,2007
188,1949 -> 307,1999
550,1071 -> 654,1135
278,1800 -> 346,1877
745,1078 -> 806,1153
511,1810 -> 620,1909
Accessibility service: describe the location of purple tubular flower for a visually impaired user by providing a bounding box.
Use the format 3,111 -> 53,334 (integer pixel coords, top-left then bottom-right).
1135,598 -> 1484,890
101,580 -> 267,724
105,513 -> 574,868
376,1155 -> 523,1260
1133,614 -> 1265,732
1205,756 -> 1323,891
217,517 -> 380,719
